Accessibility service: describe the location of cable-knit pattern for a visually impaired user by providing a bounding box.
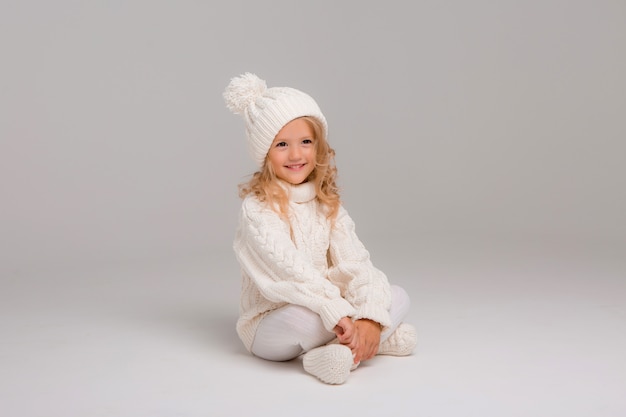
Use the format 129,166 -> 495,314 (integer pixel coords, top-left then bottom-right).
234,182 -> 391,351
328,207 -> 392,329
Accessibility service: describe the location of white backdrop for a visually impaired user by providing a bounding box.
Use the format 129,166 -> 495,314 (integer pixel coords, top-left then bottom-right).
2,0 -> 625,272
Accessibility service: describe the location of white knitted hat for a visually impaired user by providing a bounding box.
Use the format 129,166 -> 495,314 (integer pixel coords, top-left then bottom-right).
223,73 -> 328,167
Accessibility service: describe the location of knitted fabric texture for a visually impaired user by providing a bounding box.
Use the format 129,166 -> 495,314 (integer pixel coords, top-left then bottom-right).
233,181 -> 392,352
302,344 -> 354,385
378,323 -> 417,356
223,72 -> 328,167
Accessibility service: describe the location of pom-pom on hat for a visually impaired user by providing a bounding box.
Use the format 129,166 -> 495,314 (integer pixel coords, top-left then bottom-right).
223,73 -> 328,167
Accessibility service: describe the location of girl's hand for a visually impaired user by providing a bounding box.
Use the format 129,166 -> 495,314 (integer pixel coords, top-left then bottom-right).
334,317 -> 358,349
352,319 -> 381,363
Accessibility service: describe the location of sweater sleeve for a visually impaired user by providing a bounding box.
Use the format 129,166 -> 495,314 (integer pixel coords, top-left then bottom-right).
234,198 -> 355,332
327,206 -> 392,329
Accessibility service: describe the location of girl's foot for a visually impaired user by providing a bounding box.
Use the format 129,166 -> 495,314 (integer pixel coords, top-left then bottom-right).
378,323 -> 417,356
302,344 -> 353,385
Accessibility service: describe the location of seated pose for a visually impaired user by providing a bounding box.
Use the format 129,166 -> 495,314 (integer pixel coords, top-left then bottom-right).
224,73 -> 417,384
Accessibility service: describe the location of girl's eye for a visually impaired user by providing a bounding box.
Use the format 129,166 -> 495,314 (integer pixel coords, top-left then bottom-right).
275,142 -> 287,147
302,139 -> 313,144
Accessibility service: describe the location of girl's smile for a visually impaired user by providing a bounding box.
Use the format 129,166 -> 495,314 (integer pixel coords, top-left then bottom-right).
286,163 -> 306,170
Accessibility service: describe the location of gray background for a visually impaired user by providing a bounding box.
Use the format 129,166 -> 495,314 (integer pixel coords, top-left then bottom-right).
1,1 -> 626,416
2,0 -> 624,273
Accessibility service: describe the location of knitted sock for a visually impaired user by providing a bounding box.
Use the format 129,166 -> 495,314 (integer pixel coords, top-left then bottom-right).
378,323 -> 417,356
324,338 -> 360,371
302,344 -> 354,385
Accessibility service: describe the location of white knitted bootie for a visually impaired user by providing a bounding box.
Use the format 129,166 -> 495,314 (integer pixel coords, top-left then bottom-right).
302,344 -> 354,385
378,323 -> 417,356
324,338 -> 360,371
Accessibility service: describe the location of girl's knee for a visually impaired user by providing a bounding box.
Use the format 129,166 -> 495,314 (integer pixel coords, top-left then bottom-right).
389,284 -> 411,322
391,285 -> 411,307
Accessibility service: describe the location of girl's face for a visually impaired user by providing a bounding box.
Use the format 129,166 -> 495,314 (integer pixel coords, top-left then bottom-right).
267,118 -> 316,185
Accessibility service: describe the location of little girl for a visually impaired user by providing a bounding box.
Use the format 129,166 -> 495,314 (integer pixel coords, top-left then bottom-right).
224,73 -> 417,385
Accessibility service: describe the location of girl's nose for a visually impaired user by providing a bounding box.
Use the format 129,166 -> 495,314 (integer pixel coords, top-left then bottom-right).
288,146 -> 301,160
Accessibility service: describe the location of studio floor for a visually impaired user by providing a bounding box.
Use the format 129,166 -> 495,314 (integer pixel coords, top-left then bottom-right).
1,234 -> 625,417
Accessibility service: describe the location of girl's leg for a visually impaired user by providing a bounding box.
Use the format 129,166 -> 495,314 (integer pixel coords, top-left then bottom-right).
380,285 -> 412,342
379,285 -> 417,356
251,304 -> 335,361
251,284 -> 412,361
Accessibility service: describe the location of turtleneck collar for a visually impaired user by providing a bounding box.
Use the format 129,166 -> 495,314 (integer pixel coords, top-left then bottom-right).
278,180 -> 317,203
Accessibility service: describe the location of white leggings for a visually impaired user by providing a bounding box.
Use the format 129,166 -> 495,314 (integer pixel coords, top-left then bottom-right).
251,285 -> 411,361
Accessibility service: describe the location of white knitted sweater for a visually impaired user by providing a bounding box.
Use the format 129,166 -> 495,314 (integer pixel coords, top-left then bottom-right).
233,181 -> 392,352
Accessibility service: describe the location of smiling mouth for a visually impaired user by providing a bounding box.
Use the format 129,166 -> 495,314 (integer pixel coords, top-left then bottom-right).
285,164 -> 306,170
